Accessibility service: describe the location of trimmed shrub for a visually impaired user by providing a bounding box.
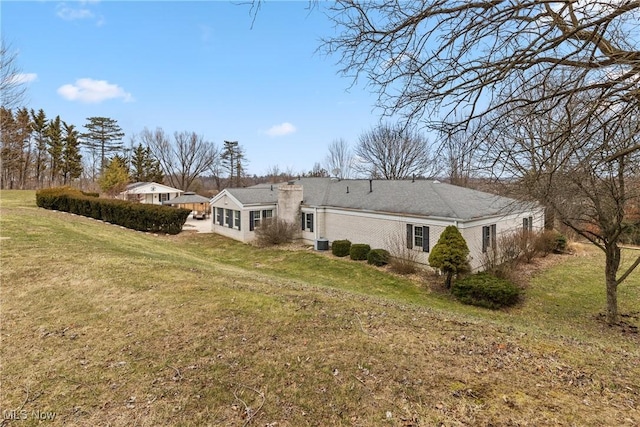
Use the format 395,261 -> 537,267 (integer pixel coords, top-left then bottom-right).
331,239 -> 351,257
452,272 -> 520,309
367,249 -> 390,266
428,225 -> 470,288
36,187 -> 190,235
350,243 -> 371,261
254,218 -> 297,246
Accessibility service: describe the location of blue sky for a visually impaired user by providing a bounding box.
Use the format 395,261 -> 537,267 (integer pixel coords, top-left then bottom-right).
2,0 -> 385,176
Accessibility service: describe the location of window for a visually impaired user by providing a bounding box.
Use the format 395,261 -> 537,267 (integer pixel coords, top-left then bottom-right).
414,226 -> 423,248
406,224 -> 429,252
249,210 -> 274,231
482,224 -> 497,253
225,209 -> 233,228
216,208 -> 223,225
250,210 -> 261,230
302,212 -> 314,232
234,210 -> 241,230
159,193 -> 169,202
306,213 -> 313,232
523,216 -> 533,233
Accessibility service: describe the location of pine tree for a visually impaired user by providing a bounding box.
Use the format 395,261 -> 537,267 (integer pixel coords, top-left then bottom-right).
130,143 -> 163,183
221,140 -> 245,188
46,116 -> 63,186
0,107 -> 18,188
428,225 -> 470,289
61,122 -> 83,184
81,117 -> 125,174
30,109 -> 48,187
14,108 -> 32,189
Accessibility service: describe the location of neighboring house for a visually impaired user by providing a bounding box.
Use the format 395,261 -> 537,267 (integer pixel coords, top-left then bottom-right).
119,182 -> 183,205
210,178 -> 545,271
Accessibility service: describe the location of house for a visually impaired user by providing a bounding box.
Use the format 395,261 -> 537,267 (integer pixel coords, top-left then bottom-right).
119,182 -> 183,205
209,178 -> 545,271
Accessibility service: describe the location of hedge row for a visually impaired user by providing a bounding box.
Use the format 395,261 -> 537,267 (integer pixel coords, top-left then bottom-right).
36,187 -> 191,235
330,239 -> 390,266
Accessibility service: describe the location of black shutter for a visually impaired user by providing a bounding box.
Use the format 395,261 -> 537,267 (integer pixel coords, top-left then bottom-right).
482,226 -> 488,253
491,224 -> 497,250
309,214 -> 314,232
301,213 -> 305,230
406,224 -> 413,249
249,211 -> 255,231
423,226 -> 429,252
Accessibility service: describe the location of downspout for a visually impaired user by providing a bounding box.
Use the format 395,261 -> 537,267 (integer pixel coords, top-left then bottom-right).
314,206 -> 319,241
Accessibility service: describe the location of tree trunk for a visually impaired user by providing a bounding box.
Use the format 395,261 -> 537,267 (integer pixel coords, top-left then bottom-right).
445,271 -> 453,289
604,243 -> 621,325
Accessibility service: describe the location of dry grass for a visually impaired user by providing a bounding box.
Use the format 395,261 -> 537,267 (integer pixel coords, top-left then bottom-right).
1,190 -> 638,426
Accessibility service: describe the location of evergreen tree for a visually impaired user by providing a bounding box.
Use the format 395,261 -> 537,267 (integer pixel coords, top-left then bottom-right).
46,116 -> 63,186
61,122 -> 83,184
428,225 -> 470,289
81,117 -> 125,173
30,109 -> 48,187
98,155 -> 129,196
0,107 -> 18,188
0,107 -> 33,189
14,108 -> 32,189
221,140 -> 245,188
130,143 -> 163,183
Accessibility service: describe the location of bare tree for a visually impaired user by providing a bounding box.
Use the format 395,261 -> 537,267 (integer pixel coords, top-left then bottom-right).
140,127 -> 219,191
479,77 -> 640,325
441,127 -> 478,187
1,40 -> 29,109
324,138 -> 354,179
324,1 -> 640,324
355,122 -> 435,179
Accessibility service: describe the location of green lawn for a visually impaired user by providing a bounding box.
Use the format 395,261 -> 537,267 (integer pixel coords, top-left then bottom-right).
1,190 -> 638,426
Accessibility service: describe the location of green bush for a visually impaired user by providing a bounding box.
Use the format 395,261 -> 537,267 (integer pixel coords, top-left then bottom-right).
367,249 -> 390,266
350,243 -> 371,261
331,239 -> 352,257
451,272 -> 520,309
36,187 -> 190,235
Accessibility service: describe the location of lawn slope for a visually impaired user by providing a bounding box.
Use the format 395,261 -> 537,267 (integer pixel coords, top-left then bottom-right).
1,190 -> 638,426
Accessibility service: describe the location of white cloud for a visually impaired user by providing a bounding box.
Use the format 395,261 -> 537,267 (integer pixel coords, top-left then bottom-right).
57,78 -> 134,103
265,122 -> 297,137
56,1 -> 104,25
5,73 -> 38,85
56,3 -> 94,21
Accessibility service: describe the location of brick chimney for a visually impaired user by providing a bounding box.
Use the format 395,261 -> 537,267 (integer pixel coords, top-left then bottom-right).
278,182 -> 303,224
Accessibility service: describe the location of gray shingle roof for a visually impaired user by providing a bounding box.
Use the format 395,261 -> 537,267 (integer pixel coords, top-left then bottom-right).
162,193 -> 210,205
226,178 -> 534,221
226,186 -> 280,205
